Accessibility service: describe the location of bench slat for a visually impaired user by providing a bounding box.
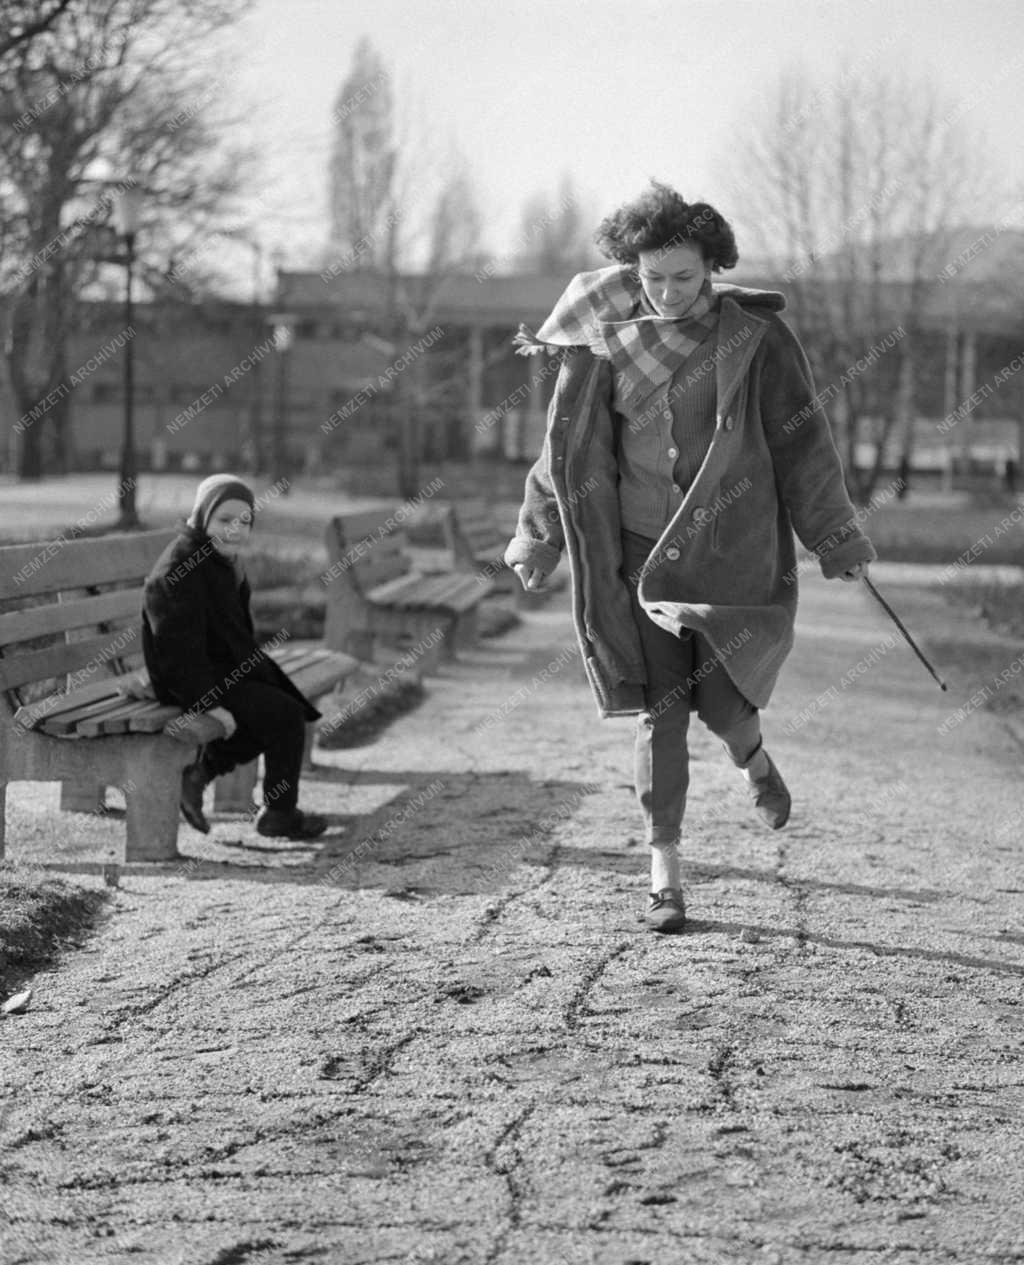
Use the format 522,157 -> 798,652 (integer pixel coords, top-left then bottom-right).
329,506 -> 399,542
359,555 -> 411,589
427,577 -> 493,611
0,530 -> 174,601
268,644 -> 308,669
12,674 -> 134,730
368,571 -> 488,612
288,652 -> 360,699
129,704 -> 190,734
74,698 -> 174,737
366,573 -> 444,607
408,574 -> 474,607
269,646 -> 323,676
0,624 -> 142,692
42,691 -> 139,735
43,697 -> 144,738
326,515 -> 412,591
0,589 -> 142,646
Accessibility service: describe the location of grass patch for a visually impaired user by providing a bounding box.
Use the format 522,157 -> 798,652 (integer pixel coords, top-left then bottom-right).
0,865 -> 107,990
867,495 -> 1023,565
944,581 -> 1024,640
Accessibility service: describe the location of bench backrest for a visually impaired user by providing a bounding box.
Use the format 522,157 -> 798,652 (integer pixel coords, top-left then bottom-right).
322,508 -> 413,657
323,509 -> 413,595
444,499 -> 507,567
0,529 -> 176,716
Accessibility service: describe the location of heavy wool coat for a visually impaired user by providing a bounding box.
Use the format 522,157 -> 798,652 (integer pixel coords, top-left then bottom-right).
504,283 -> 876,717
142,526 -> 320,721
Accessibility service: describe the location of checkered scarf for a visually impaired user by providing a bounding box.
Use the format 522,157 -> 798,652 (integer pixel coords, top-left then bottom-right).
514,265 -> 719,405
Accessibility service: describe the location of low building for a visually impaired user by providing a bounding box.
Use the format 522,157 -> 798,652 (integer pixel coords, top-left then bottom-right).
46,252 -> 1024,478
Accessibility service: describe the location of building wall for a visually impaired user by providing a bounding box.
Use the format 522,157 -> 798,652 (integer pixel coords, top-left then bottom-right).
60,294 -> 1022,475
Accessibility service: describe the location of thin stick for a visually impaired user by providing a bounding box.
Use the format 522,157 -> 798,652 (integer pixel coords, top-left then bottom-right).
862,576 -> 948,691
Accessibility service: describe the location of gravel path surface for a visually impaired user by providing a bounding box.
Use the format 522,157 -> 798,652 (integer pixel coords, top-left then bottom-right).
2,572 -> 1022,1265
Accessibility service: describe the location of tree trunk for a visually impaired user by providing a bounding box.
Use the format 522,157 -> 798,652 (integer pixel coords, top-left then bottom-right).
16,409 -> 44,480
894,332 -> 916,499
397,402 -> 419,500
864,412 -> 897,503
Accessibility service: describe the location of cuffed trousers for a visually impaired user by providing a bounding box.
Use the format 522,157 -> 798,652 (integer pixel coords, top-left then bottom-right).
622,529 -> 761,844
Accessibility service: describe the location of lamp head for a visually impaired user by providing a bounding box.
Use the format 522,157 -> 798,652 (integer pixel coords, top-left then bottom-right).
114,184 -> 144,237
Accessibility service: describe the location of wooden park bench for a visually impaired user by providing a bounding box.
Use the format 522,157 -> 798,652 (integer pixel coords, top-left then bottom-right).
0,530 -> 357,863
442,498 -> 566,605
323,508 -> 494,664
442,499 -> 516,593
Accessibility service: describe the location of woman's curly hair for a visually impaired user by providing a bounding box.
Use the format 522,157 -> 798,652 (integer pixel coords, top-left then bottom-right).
594,181 -> 739,272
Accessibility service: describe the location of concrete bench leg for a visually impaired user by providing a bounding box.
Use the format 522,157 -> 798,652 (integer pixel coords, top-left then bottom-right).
60,780 -> 107,814
303,722 -> 316,773
213,761 -> 259,814
453,607 -> 480,652
123,746 -> 187,863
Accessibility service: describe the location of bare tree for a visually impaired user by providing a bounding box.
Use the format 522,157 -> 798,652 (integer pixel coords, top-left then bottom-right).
730,65 -> 993,501
326,36 -> 396,272
0,0 -> 74,60
324,38 -> 486,496
515,173 -> 598,274
0,0 -> 253,479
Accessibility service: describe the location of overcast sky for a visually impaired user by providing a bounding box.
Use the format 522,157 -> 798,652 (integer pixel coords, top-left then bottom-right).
221,0 -> 1024,278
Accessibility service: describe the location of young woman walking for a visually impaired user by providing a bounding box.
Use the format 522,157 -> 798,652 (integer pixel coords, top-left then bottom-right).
506,183 -> 874,932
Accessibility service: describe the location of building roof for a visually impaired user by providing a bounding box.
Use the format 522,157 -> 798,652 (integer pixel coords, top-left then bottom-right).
277,247 -> 1024,336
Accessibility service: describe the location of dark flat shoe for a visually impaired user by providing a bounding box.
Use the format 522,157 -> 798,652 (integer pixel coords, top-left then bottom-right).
646,888 -> 687,934
746,747 -> 791,830
255,807 -> 328,840
179,762 -> 210,834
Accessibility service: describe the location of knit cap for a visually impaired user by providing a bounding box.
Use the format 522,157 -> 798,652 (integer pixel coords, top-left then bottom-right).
186,474 -> 256,533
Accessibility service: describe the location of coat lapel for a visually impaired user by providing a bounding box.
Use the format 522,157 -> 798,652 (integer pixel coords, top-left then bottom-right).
715,296 -> 769,421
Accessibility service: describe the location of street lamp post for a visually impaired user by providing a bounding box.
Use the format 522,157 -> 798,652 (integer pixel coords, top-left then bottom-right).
114,185 -> 143,529
268,311 -> 296,489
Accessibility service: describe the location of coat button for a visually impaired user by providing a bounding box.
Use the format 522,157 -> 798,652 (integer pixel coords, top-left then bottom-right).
691,506 -> 713,525
724,415 -> 734,431
667,446 -> 678,458
664,546 -> 681,561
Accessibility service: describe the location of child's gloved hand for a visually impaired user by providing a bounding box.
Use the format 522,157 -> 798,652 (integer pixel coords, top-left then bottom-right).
207,706 -> 237,738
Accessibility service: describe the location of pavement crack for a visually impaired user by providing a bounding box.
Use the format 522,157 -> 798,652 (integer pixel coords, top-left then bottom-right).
563,940 -> 631,1031
320,1030 -> 420,1093
481,1101 -> 538,1265
206,1238 -> 278,1265
107,952 -> 247,1024
706,1040 -> 739,1111
774,840 -> 809,948
468,842 -> 564,944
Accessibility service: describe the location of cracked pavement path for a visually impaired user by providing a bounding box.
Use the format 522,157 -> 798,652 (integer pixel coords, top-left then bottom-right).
1,570 -> 1022,1265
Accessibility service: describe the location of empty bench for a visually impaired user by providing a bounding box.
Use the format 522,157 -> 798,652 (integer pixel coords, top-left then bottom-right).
442,499 -> 566,605
323,508 -> 494,663
442,499 -> 516,593
0,530 -> 357,862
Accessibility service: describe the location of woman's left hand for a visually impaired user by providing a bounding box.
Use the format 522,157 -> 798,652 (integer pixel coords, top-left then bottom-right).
840,562 -> 870,583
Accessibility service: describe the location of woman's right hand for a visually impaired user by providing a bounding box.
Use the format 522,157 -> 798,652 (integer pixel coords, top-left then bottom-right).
513,563 -> 548,592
